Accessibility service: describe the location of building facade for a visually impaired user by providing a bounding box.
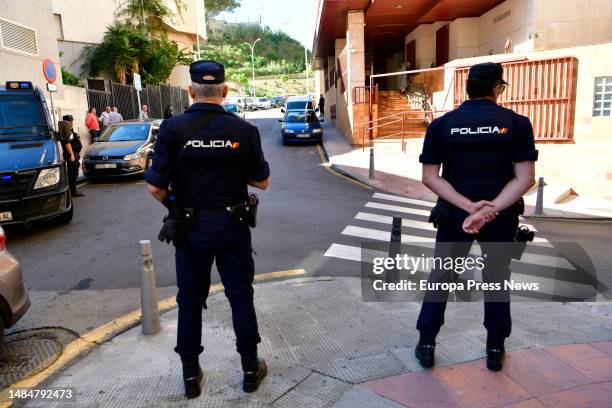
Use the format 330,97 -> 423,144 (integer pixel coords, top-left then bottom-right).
52,0 -> 206,88
312,0 -> 612,200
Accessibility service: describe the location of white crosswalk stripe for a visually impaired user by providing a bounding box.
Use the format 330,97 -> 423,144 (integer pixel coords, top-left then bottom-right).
322,193 -> 599,300
372,192 -> 435,208
366,199 -> 538,232
340,225 -> 572,270
365,201 -> 431,217
355,211 -> 550,246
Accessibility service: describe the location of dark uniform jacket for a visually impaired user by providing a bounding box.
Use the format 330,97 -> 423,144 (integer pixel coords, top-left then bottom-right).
144,103 -> 270,209
58,121 -> 82,161
419,99 -> 538,203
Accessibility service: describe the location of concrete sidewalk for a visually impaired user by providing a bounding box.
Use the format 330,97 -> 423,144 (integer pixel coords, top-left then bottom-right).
320,121 -> 612,220
31,277 -> 611,407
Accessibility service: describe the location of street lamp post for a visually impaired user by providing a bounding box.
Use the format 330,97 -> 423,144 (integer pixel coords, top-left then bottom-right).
244,38 -> 261,97
304,46 -> 310,95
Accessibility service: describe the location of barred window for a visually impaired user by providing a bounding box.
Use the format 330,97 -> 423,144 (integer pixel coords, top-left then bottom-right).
594,77 -> 612,117
0,18 -> 38,55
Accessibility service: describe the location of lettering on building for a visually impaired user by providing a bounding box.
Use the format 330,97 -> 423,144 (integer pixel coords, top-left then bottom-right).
493,10 -> 511,24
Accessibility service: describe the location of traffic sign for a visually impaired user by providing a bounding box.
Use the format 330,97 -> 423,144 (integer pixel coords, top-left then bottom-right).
133,73 -> 142,91
42,58 -> 57,84
47,83 -> 57,92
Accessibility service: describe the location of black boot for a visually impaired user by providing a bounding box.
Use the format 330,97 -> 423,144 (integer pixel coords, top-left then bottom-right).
182,359 -> 203,399
415,337 -> 436,368
486,335 -> 506,371
241,355 -> 267,393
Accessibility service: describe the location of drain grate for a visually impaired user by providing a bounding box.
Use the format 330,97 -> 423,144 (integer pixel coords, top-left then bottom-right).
0,327 -> 79,389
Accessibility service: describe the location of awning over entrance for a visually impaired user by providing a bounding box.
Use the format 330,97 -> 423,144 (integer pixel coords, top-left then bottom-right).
313,0 -> 505,61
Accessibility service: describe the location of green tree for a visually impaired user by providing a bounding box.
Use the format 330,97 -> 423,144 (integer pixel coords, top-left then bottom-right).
83,22 -> 190,85
83,22 -> 142,84
61,67 -> 82,87
204,0 -> 240,21
117,0 -> 186,33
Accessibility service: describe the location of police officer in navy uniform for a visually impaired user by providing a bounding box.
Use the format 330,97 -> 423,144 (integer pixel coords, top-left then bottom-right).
414,63 -> 538,371
145,60 -> 270,398
59,115 -> 85,197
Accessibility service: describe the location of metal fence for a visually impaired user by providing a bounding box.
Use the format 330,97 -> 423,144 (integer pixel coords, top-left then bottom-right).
454,57 -> 578,142
86,82 -> 189,120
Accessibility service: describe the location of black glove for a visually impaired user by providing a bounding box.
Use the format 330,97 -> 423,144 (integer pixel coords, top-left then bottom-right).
158,195 -> 188,245
158,215 -> 188,245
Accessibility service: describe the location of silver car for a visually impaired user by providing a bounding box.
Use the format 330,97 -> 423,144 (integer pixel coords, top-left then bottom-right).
0,226 -> 30,341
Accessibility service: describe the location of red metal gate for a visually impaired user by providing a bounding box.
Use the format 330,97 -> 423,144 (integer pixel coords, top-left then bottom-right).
454,57 -> 577,142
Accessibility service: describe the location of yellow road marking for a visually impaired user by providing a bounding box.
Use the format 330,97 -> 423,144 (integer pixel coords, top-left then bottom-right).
315,145 -> 373,190
0,268 -> 306,407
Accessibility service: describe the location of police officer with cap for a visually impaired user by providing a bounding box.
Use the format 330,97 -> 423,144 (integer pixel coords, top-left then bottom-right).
145,60 -> 270,398
414,62 -> 538,371
58,115 -> 84,197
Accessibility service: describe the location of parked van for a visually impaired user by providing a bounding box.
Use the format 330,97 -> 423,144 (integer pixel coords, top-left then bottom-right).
0,81 -> 73,226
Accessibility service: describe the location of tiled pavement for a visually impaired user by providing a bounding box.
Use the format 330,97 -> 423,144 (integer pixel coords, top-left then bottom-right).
30,277 -> 611,407
361,342 -> 612,408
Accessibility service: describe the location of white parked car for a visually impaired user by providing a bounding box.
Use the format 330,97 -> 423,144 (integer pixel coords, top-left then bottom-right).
257,98 -> 271,110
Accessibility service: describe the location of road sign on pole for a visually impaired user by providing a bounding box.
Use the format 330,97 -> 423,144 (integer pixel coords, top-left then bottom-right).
133,73 -> 143,119
133,73 -> 142,91
42,58 -> 58,130
42,58 -> 57,84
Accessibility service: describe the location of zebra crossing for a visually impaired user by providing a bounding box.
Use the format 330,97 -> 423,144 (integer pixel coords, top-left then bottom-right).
324,192 -> 601,301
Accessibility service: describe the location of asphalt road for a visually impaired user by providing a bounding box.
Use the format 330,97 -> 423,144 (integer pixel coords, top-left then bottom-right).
5,109 -> 373,334
5,108 -> 612,335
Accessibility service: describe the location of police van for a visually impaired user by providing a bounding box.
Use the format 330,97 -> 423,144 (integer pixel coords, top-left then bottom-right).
0,81 -> 73,226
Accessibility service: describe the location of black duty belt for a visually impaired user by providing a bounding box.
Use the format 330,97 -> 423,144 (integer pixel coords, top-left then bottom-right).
194,207 -> 229,214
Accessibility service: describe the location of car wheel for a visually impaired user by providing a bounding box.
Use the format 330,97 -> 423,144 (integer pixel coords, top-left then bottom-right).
282,135 -> 288,146
56,204 -> 74,225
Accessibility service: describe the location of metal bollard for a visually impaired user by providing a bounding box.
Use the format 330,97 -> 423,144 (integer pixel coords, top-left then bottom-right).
535,177 -> 545,215
385,216 -> 402,283
139,240 -> 161,335
369,147 -> 375,179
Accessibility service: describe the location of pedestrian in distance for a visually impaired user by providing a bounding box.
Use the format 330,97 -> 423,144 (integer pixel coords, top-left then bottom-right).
58,115 -> 85,197
164,104 -> 173,119
318,94 -> 325,117
85,107 -> 100,144
139,104 -> 149,120
145,60 -> 270,399
415,62 -> 538,372
100,106 -> 112,129
109,106 -> 123,124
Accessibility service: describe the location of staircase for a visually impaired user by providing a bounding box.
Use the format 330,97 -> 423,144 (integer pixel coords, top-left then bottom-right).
375,90 -> 428,139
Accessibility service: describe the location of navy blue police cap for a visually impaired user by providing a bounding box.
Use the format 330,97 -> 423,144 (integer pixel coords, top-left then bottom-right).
190,60 -> 225,84
468,62 -> 508,85
62,115 -> 74,122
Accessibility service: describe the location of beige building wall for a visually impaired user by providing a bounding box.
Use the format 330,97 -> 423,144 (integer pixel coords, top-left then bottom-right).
56,85 -> 92,148
478,0 -> 536,55
404,21 -> 450,69
52,0 -> 115,45
0,0 -> 66,121
51,0 -> 204,85
449,18 -> 479,61
533,0 -> 612,50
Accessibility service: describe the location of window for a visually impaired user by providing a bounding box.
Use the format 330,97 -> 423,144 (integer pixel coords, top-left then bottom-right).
0,18 -> 38,55
594,77 -> 612,117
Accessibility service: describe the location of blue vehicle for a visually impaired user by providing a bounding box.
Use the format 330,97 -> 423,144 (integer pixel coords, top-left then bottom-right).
0,81 -> 73,226
223,103 -> 246,119
279,109 -> 324,145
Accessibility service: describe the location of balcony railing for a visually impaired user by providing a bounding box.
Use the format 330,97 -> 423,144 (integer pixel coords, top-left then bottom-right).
352,85 -> 379,104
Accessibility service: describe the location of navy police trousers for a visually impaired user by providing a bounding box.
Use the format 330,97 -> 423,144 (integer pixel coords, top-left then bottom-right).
174,212 -> 261,361
416,207 -> 518,342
